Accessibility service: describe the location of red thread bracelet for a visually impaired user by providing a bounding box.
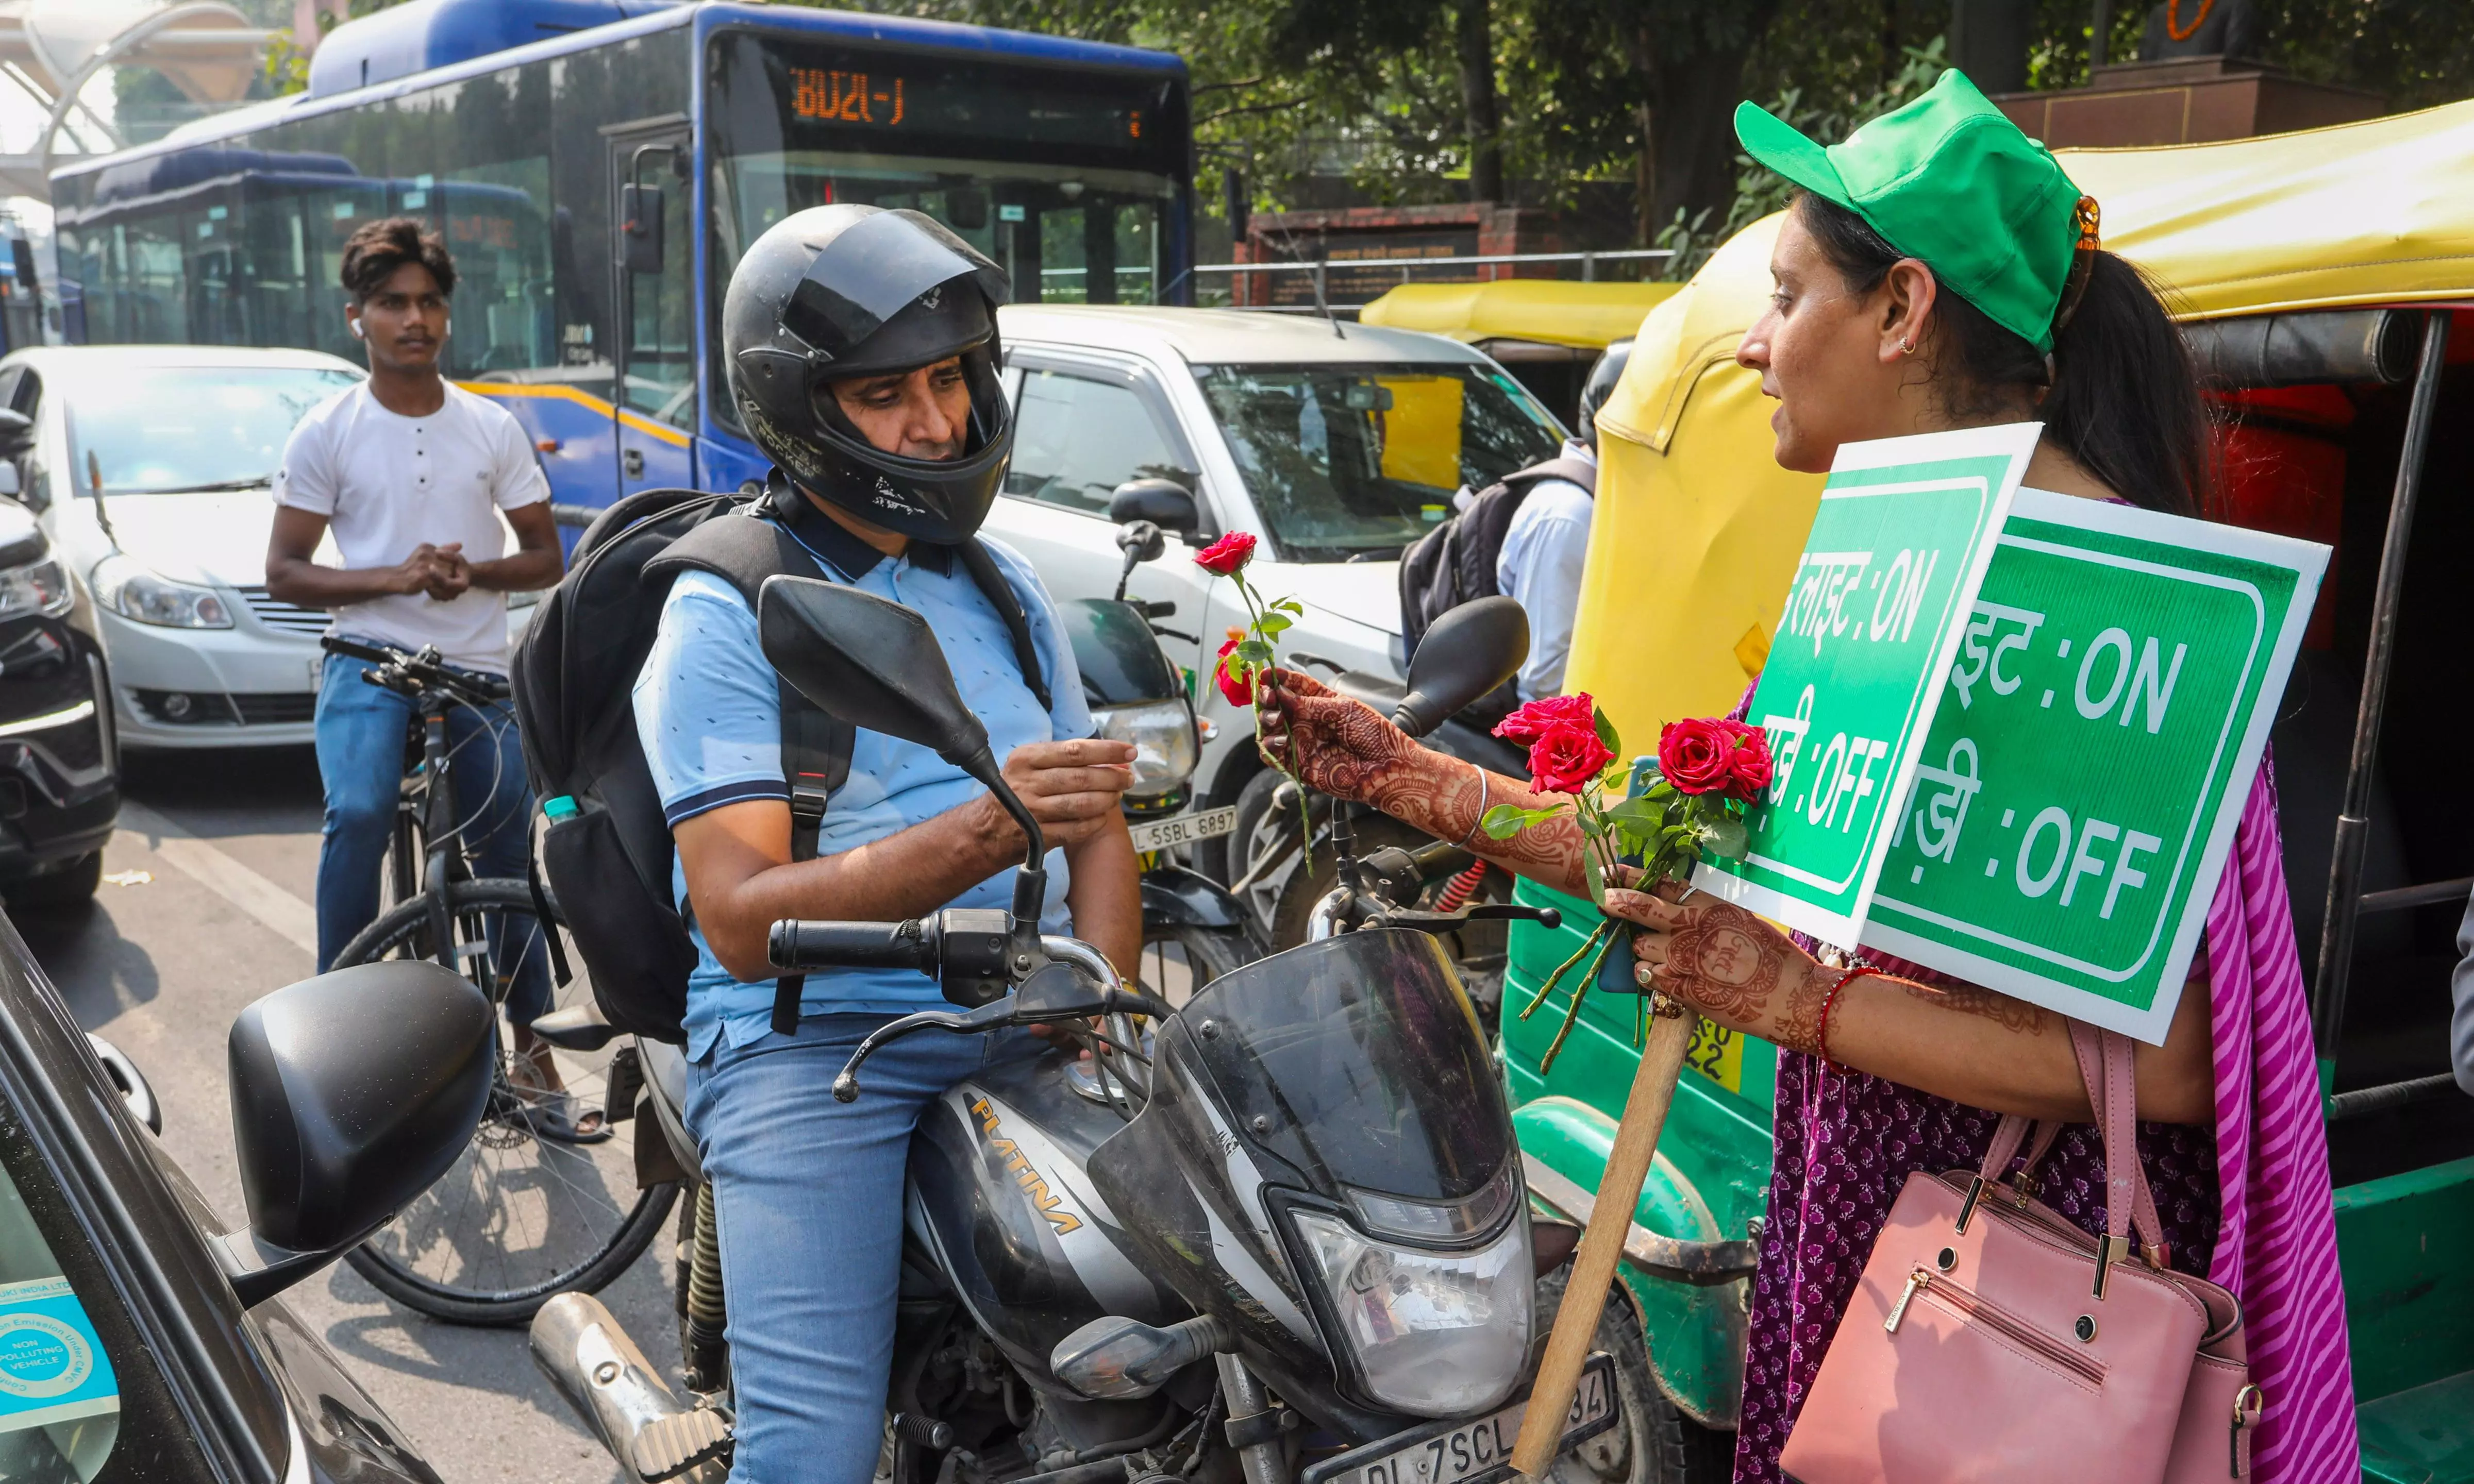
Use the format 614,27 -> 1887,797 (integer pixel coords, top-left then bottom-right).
1817,967 -> 1876,1064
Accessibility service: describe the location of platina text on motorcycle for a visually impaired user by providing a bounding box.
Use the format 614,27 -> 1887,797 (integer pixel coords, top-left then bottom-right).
528,591 -> 1650,1484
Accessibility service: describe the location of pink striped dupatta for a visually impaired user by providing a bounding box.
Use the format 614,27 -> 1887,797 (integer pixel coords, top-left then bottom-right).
2203,762 -> 2358,1477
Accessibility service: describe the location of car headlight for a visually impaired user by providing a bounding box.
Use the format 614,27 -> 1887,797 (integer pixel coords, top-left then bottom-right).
1093,699 -> 1199,799
0,554 -> 73,621
1291,1168 -> 1533,1416
90,555 -> 232,629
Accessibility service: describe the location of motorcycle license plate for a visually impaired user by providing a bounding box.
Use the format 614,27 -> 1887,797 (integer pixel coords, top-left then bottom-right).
1301,1353 -> 1619,1484
1125,805 -> 1237,854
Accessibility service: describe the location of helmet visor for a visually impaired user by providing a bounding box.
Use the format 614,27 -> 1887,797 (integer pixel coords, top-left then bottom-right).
780,208 -> 1002,363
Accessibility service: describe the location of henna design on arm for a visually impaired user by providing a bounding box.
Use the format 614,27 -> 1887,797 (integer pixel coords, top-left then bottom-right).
1899,979 -> 2049,1036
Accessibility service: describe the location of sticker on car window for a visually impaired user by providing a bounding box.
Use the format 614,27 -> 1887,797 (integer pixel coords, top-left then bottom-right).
0,1277 -> 119,1434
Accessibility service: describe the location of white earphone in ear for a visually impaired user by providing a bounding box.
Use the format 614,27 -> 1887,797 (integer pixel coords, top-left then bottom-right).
349,318 -> 365,340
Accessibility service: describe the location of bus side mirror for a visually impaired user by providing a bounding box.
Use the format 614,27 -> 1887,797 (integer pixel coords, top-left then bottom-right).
624,183 -> 664,276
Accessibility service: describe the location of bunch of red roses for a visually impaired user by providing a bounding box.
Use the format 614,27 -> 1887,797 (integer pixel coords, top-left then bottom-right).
1480,694 -> 1774,1069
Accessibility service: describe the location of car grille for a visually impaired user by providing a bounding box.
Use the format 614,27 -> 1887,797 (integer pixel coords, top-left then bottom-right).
236,586 -> 328,636
132,689 -> 317,726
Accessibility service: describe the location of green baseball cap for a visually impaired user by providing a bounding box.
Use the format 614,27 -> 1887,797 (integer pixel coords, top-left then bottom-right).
1735,69 -> 2086,353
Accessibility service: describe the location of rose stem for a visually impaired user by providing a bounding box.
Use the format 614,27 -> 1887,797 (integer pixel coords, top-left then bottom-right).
1520,918 -> 1611,1021
1536,934 -> 1615,1075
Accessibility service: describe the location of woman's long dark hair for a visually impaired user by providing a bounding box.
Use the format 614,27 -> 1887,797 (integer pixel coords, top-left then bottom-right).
1794,192 -> 2207,518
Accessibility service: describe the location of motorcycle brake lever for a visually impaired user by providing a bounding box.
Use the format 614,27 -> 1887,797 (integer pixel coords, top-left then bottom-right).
1361,903 -> 1563,934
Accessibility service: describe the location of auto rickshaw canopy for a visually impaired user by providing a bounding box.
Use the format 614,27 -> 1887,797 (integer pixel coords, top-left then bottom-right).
1571,94 -> 2474,743
1359,279 -> 1680,349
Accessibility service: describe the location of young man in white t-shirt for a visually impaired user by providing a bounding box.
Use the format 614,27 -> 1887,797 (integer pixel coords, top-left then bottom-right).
265,218 -> 584,1132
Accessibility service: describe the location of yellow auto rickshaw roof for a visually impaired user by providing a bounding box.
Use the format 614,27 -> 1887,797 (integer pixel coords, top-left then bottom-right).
1358,279 -> 1681,350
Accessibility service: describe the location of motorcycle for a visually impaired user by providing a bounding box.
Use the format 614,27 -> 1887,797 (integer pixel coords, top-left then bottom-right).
527,586 -> 1641,1484
1065,514 -> 1261,998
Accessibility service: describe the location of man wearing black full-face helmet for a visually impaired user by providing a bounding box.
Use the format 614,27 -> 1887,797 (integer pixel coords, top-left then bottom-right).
631,206 -> 1140,1484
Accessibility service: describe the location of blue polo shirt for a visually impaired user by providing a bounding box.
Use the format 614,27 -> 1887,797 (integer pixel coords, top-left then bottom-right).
631,517 -> 1091,1060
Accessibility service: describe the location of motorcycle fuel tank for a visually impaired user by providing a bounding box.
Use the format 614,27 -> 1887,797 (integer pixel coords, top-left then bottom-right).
908,1047 -> 1187,1387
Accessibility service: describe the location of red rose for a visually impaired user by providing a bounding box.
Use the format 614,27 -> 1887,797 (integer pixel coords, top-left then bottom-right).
1720,720 -> 1774,801
1194,531 -> 1257,576
1528,720 -> 1615,796
1657,717 -> 1737,796
1494,692 -> 1596,745
1214,636 -> 1255,706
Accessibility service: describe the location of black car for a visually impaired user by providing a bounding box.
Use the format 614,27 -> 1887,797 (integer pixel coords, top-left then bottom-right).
0,462 -> 115,906
0,909 -> 492,1481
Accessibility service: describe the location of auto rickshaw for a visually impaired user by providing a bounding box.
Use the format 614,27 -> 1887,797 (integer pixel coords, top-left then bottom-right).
1509,98 -> 2474,1480
1359,278 -> 1679,426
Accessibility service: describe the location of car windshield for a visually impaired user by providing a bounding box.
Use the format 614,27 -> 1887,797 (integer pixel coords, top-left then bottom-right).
62,366 -> 360,495
1193,363 -> 1564,563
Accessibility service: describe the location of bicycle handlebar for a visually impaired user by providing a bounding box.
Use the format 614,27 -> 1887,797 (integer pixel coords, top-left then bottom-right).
320,634 -> 510,703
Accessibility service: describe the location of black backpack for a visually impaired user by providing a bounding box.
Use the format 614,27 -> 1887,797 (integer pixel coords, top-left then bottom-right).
1396,456 -> 1596,659
512,478 -> 1051,1043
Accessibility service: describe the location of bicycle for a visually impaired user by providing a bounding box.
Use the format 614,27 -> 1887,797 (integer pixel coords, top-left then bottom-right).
317,635 -> 677,1325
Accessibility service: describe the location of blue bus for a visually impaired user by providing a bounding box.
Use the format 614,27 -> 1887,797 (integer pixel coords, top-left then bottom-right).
48,0 -> 1193,511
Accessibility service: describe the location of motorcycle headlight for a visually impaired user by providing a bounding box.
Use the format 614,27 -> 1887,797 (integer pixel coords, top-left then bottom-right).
1093,699 -> 1198,800
0,554 -> 72,622
90,555 -> 232,629
1291,1183 -> 1533,1416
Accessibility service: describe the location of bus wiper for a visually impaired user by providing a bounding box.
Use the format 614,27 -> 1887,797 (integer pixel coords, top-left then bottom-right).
132,477 -> 273,494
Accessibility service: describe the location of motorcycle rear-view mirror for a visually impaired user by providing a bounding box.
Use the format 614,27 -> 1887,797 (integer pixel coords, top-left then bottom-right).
759,576 -> 993,770
1108,479 -> 1198,535
1393,595 -> 1530,738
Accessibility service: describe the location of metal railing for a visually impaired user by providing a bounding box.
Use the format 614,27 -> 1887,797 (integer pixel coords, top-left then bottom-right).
1194,247 -> 1673,313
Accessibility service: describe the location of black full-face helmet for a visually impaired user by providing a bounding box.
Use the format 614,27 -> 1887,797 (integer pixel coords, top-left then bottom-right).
725,205 -> 1013,544
1577,336 -> 1633,449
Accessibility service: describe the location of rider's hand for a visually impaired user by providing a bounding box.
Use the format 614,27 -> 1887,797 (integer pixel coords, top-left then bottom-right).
1602,881 -> 1829,1056
1256,667 -> 1421,805
977,738 -> 1138,851
389,543 -> 465,599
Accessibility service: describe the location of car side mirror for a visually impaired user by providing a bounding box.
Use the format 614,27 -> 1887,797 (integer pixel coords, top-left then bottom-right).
0,409 -> 31,457
1108,479 -> 1199,537
1393,595 -> 1530,739
623,182 -> 664,276
214,960 -> 492,1306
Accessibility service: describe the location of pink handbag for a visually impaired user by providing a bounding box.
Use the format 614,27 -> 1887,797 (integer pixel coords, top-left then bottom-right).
1778,1021 -> 2265,1483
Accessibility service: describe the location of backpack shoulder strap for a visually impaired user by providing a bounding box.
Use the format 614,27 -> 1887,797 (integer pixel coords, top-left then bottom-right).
957,537 -> 1055,713
1506,456 -> 1597,498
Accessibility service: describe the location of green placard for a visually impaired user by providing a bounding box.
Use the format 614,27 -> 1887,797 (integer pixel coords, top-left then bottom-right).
1694,424 -> 2040,945
1858,490 -> 2327,1042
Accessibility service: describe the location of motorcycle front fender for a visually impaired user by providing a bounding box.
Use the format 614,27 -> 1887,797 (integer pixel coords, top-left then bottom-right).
1140,865 -> 1248,931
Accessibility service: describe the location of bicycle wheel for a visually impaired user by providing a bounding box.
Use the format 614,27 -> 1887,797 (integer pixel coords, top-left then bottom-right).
335,878 -> 679,1325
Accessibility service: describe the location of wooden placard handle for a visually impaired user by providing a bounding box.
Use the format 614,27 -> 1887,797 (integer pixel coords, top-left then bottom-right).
1510,1006 -> 1699,1479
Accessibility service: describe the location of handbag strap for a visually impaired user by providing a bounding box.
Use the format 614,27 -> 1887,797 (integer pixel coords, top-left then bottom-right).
2069,1020 -> 2169,1257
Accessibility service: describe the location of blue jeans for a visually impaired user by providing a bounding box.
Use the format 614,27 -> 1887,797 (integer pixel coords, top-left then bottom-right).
311,646 -> 548,1024
685,1016 -> 1044,1484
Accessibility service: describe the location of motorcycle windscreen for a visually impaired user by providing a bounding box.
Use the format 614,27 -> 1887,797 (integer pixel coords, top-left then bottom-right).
1178,928 -> 1513,1205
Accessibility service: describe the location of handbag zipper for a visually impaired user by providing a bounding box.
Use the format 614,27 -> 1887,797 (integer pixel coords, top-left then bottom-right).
1882,1266 -> 2103,1386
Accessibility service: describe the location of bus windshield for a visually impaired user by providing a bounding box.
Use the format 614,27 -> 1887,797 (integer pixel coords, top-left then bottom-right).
707,30 -> 1189,371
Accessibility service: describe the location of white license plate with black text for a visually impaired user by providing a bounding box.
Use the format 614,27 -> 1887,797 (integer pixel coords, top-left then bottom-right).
1126,805 -> 1238,854
1302,1353 -> 1619,1484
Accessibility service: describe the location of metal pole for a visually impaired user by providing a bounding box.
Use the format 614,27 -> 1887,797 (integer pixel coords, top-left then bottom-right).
2310,310 -> 2451,1064
1582,250 -> 1596,282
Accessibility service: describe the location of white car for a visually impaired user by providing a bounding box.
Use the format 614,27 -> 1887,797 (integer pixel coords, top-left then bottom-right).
985,306 -> 1570,865
0,346 -> 542,751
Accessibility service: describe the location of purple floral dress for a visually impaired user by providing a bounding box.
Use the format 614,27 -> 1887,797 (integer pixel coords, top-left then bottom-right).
1729,946 -> 2221,1482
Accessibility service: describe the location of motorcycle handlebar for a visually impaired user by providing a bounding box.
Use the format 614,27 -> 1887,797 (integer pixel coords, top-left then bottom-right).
319,635 -> 511,703
319,635 -> 394,666
768,919 -> 935,973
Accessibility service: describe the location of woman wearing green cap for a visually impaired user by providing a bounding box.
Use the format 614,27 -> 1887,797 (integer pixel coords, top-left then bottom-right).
1261,70 -> 2352,1483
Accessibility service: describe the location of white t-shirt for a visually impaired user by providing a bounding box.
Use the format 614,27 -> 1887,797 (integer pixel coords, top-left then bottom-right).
273,381 -> 549,671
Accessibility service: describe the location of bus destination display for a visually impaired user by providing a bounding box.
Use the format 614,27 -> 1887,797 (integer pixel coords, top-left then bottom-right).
783,60 -> 1153,153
